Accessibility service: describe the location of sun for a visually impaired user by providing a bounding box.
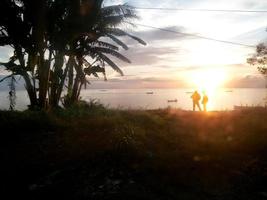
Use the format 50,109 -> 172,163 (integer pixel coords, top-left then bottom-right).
189,68 -> 227,93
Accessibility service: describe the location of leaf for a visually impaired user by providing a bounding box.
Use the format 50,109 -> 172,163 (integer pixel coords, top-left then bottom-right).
84,65 -> 105,75
91,47 -> 131,63
93,40 -> 119,51
102,4 -> 137,18
0,75 -> 13,83
106,34 -> 128,50
106,28 -> 146,46
97,53 -> 124,76
92,72 -> 99,78
102,16 -> 124,27
127,34 -> 147,46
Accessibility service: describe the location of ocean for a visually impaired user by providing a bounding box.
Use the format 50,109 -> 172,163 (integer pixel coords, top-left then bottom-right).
0,88 -> 266,111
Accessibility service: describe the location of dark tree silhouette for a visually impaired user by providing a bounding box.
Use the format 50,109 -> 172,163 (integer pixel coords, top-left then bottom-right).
0,0 -> 146,109
247,43 -> 267,87
8,75 -> 16,110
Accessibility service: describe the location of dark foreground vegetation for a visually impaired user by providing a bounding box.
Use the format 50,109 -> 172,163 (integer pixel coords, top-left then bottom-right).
1,103 -> 267,200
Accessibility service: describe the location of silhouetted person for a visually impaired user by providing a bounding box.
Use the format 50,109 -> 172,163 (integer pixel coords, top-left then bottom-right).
202,92 -> 208,112
191,90 -> 201,111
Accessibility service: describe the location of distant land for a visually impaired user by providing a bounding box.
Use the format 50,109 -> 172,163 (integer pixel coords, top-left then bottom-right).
0,74 -> 266,91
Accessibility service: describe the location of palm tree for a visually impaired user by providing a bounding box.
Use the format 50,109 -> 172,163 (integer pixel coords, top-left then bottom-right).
50,0 -> 146,107
0,0 -> 146,109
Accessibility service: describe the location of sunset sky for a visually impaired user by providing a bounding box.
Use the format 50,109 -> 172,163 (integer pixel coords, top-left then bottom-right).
101,0 -> 267,89
0,0 -> 267,89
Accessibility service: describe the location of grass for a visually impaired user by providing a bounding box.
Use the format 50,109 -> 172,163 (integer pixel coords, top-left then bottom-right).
1,103 -> 267,199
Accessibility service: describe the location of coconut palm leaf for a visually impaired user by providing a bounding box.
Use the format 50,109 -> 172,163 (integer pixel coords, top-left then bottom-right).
0,74 -> 13,83
93,40 -> 119,51
127,34 -> 146,46
97,52 -> 123,76
105,28 -> 146,45
100,16 -> 124,27
91,47 -> 131,63
106,34 -> 128,50
92,72 -> 99,77
102,4 -> 138,18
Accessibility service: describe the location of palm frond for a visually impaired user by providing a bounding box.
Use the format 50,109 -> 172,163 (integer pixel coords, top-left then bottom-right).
102,5 -> 137,18
91,47 -> 131,63
106,34 -> 128,50
92,72 -> 99,77
93,40 -> 119,51
105,28 -> 146,46
127,34 -> 146,45
97,52 -> 124,76
0,74 -> 13,83
100,15 -> 124,27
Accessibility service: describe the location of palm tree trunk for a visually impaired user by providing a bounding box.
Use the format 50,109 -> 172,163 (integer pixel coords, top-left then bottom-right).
70,57 -> 84,104
23,72 -> 38,108
54,56 -> 72,106
67,56 -> 74,96
32,0 -> 47,109
38,58 -> 50,108
71,73 -> 80,103
14,45 -> 38,109
49,52 -> 64,108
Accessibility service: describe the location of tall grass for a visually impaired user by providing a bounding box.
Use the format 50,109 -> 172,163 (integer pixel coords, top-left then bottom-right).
1,103 -> 267,199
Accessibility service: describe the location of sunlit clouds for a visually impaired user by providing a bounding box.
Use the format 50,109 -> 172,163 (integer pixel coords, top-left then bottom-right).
99,0 -> 267,88
0,0 -> 267,89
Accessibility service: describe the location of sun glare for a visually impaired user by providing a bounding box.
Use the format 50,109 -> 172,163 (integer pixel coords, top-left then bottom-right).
189,68 -> 227,93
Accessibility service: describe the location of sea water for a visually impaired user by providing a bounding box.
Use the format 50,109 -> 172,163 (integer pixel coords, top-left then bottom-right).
1,88 -> 266,111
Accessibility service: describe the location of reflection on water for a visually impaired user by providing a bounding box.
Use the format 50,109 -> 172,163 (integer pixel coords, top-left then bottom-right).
0,88 -> 266,111
81,88 -> 267,111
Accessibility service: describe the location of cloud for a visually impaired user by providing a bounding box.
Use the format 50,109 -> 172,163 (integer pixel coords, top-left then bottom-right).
87,72 -> 267,89
231,26 -> 267,44
225,74 -> 266,88
131,26 -> 189,42
123,46 -> 181,66
99,39 -> 182,69
87,76 -> 187,89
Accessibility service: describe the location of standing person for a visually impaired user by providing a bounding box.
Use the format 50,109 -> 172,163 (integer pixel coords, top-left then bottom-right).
191,90 -> 202,111
202,92 -> 208,112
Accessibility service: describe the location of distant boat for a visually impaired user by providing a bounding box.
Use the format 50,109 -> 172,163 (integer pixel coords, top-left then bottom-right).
186,91 -> 193,94
167,99 -> 178,103
225,90 -> 233,92
146,92 -> 154,94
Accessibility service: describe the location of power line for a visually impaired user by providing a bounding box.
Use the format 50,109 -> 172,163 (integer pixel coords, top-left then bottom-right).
126,22 -> 256,48
132,6 -> 267,13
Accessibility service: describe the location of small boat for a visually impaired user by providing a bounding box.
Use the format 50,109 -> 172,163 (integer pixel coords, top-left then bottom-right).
146,92 -> 154,94
167,99 -> 178,103
225,90 -> 233,92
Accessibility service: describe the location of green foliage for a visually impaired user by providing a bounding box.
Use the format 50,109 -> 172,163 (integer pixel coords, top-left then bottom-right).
247,43 -> 267,75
